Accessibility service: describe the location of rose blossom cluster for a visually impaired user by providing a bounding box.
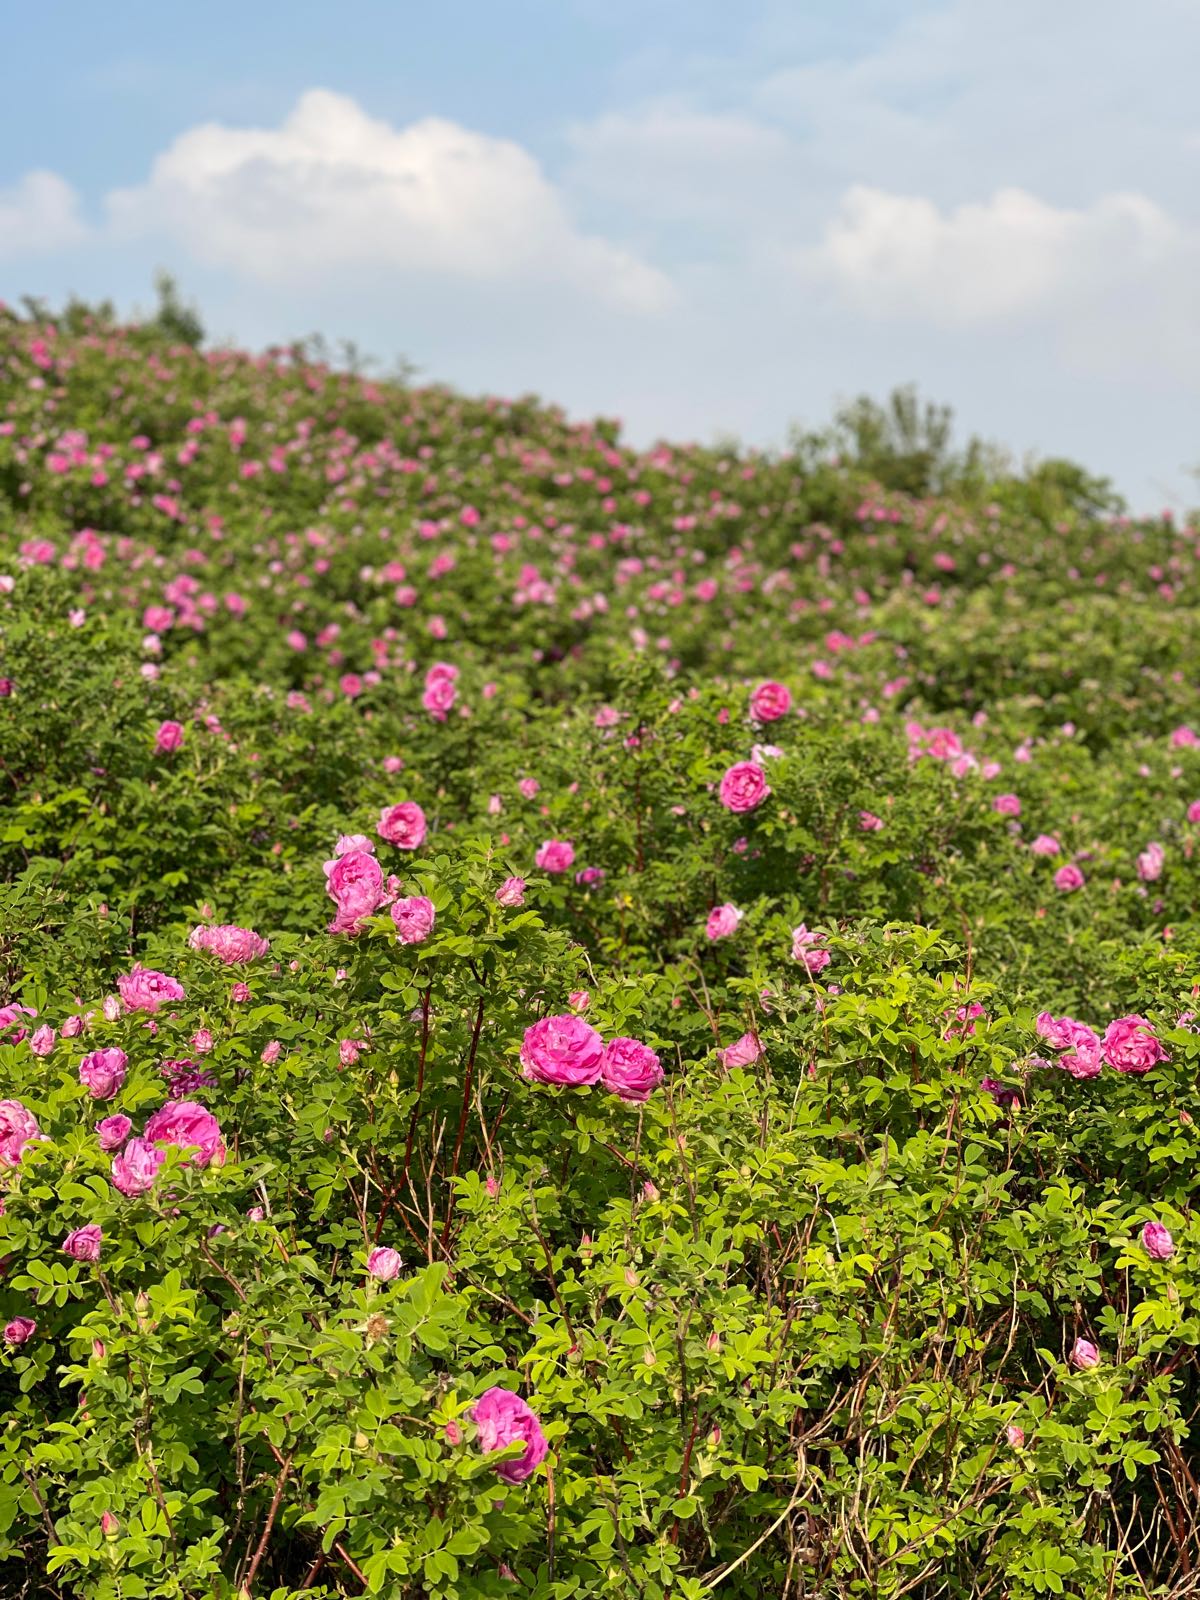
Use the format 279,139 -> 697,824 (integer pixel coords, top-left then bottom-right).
110,1101 -> 225,1196
1037,1012 -> 1169,1078
188,924 -> 269,963
520,1014 -> 663,1103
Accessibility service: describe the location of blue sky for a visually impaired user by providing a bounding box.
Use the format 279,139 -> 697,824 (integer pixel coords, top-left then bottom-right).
3,0 -> 1198,507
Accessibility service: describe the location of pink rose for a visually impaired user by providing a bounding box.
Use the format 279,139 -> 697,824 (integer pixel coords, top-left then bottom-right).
367,1246 -> 402,1281
568,990 -> 590,1013
993,794 -> 1021,817
3,1317 -> 36,1346
391,896 -> 436,945
188,924 -> 269,963
859,811 -> 884,831
495,876 -> 526,907
117,965 -> 185,1013
718,1031 -> 762,1070
1136,843 -> 1165,882
144,1100 -> 225,1167
1102,1015 -> 1168,1075
324,849 -> 386,934
1188,801 -> 1200,825
79,1048 -> 128,1100
1141,1220 -> 1175,1260
96,1115 -> 132,1152
1054,864 -> 1085,892
791,923 -> 831,974
334,833 -> 374,856
535,839 -> 575,873
422,676 -> 457,721
378,802 -> 427,850
1006,1424 -> 1025,1448
0,1100 -> 42,1167
749,681 -> 791,723
29,1025 -> 55,1057
718,761 -> 769,813
154,720 -> 184,754
1070,1337 -> 1100,1369
470,1387 -> 548,1484
600,1037 -> 664,1103
111,1138 -> 165,1196
520,1014 -> 605,1087
1031,834 -> 1060,856
705,903 -> 742,941
62,1225 -> 103,1262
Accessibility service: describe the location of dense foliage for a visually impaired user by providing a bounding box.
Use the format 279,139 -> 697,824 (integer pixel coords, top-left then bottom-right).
2,299 -> 1200,1599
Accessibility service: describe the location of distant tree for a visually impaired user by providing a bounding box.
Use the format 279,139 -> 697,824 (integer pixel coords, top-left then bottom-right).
148,270 -> 204,348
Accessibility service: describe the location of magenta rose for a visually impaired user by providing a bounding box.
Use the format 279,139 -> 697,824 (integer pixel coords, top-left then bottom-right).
1070,1337 -> 1100,1370
1054,864 -> 1085,892
535,839 -> 575,873
62,1225 -> 103,1262
111,1138 -> 165,1196
0,1100 -> 42,1167
718,761 -> 769,813
470,1387 -> 548,1484
749,681 -> 791,723
791,924 -> 831,974
79,1048 -> 128,1101
705,903 -> 742,941
1141,1220 -> 1175,1260
718,1031 -> 763,1070
3,1317 -> 36,1346
117,965 -> 185,1013
188,924 -> 269,963
520,1014 -> 604,1087
144,1100 -> 225,1168
422,676 -> 457,721
324,848 -> 386,934
600,1037 -> 664,1103
390,895 -> 436,945
378,802 -> 427,849
96,1114 -> 132,1152
154,719 -> 184,754
1103,1015 -> 1168,1074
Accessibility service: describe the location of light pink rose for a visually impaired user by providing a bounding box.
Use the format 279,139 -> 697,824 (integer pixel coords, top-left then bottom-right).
718,761 -> 769,813
1070,1337 -> 1100,1369
859,811 -> 884,832
1136,843 -> 1165,882
79,1048 -> 127,1100
600,1037 -> 664,1103
993,794 -> 1021,817
749,681 -> 791,722
391,896 -> 436,944
1031,834 -> 1060,855
705,904 -> 742,941
29,1025 -> 55,1057
378,802 -> 427,850
367,1246 -> 403,1281
520,1015 -> 605,1087
143,1100 -> 225,1167
1054,864 -> 1085,892
495,876 -> 526,907
117,965 -> 185,1013
470,1387 -> 548,1484
1103,1015 -> 1168,1075
535,839 -> 575,873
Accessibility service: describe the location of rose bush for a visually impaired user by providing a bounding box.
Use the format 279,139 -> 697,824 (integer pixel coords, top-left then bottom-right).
0,302 -> 1199,1597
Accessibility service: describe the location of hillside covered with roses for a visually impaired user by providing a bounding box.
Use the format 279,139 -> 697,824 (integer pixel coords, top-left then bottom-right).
3,298 -> 1200,1599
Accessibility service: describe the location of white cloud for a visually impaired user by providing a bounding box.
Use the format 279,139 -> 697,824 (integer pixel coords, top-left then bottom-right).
106,89 -> 672,313
803,184 -> 1184,324
0,171 -> 89,259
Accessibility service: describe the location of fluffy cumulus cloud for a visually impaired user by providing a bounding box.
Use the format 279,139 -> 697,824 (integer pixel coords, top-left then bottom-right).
804,185 -> 1184,324
106,90 -> 671,312
0,170 -> 89,259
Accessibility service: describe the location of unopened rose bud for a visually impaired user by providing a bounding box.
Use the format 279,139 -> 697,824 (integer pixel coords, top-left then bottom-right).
706,1330 -> 721,1352
624,1267 -> 638,1287
92,1339 -> 106,1359
642,1347 -> 656,1366
1006,1424 -> 1025,1448
708,1426 -> 722,1448
101,1511 -> 119,1538
444,1421 -> 463,1446
485,1175 -> 500,1198
103,995 -> 121,1022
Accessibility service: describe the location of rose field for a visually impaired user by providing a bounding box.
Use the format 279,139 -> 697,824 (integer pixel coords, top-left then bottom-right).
4,301 -> 1200,1600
